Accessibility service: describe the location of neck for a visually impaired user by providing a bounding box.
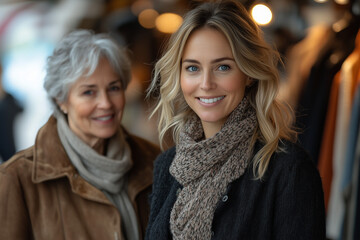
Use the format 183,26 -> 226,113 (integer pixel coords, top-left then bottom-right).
92,138 -> 107,155
201,121 -> 223,139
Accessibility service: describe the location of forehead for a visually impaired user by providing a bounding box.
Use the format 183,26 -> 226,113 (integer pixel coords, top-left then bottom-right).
72,60 -> 120,87
182,27 -> 233,59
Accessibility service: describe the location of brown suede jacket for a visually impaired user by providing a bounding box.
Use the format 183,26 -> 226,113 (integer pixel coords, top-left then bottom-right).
0,116 -> 160,240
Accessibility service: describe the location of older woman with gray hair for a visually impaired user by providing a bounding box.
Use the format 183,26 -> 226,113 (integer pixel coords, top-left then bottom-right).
0,29 -> 160,240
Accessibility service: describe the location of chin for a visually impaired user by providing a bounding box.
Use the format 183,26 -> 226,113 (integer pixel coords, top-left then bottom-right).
95,129 -> 118,139
198,114 -> 224,123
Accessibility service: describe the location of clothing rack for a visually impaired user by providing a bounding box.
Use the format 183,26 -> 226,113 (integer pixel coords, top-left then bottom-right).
281,2 -> 360,238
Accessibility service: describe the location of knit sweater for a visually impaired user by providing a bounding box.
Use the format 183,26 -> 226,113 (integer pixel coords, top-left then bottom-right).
145,141 -> 326,240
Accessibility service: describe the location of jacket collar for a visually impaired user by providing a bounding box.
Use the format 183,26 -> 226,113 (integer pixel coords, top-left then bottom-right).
123,129 -> 157,202
31,116 -> 156,203
32,116 -> 76,182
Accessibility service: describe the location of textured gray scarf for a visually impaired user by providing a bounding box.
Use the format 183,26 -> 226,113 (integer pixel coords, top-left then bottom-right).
55,112 -> 139,240
169,97 -> 257,240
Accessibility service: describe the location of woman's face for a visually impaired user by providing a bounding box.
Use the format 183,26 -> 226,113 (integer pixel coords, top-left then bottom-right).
59,58 -> 125,146
180,27 -> 249,138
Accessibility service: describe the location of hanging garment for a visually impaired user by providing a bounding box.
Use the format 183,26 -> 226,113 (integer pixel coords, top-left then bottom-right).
318,71 -> 341,212
326,30 -> 360,239
352,129 -> 360,240
341,84 -> 360,240
296,15 -> 360,165
278,24 -> 332,109
339,31 -> 360,240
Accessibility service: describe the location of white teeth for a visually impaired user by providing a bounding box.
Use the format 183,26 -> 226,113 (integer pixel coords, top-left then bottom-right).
199,96 -> 224,104
96,116 -> 112,121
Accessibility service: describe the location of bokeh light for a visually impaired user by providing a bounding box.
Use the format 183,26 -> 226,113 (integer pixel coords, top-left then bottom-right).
155,13 -> 182,34
334,0 -> 349,4
138,8 -> 159,29
251,3 -> 273,26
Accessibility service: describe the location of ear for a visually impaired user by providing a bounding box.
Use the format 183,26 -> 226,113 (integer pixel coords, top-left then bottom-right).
245,77 -> 253,87
56,100 -> 68,114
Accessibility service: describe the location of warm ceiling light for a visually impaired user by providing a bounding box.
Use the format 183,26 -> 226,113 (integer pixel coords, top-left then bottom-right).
335,0 -> 349,4
138,9 -> 159,29
155,13 -> 183,34
314,0 -> 328,3
251,3 -> 273,26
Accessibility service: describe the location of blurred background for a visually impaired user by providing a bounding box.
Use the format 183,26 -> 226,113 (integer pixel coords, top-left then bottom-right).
0,0 -> 350,152
0,1 -> 360,239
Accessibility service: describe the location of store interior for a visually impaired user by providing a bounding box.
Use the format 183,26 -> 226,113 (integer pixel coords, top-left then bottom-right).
0,0 -> 360,239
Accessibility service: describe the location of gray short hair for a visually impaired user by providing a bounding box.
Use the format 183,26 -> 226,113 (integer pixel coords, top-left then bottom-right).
44,29 -> 131,110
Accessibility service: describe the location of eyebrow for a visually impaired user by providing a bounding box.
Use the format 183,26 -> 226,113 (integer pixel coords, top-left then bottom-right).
182,57 -> 235,64
109,80 -> 121,85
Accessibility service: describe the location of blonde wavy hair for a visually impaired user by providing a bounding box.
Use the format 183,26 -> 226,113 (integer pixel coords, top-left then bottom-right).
147,0 -> 297,179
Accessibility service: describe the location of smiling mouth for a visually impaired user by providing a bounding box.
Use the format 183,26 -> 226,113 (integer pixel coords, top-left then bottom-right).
198,96 -> 225,104
93,115 -> 114,121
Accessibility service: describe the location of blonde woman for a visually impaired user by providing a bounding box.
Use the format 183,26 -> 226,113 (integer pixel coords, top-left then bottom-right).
145,1 -> 325,239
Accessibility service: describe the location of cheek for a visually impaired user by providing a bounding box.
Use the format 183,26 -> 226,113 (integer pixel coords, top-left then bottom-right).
224,77 -> 247,95
180,76 -> 195,96
115,94 -> 126,110
69,103 -> 94,119
230,83 -> 246,94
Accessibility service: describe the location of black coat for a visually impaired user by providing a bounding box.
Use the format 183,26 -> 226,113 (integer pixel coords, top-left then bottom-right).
145,141 -> 326,240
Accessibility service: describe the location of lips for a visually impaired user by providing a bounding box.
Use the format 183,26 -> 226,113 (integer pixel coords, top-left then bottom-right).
93,114 -> 114,122
198,96 -> 225,104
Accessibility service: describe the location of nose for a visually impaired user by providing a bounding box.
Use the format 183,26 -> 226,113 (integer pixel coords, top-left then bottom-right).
200,70 -> 215,90
98,92 -> 112,109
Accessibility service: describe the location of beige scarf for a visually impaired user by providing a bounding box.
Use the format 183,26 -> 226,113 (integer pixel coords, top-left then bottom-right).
169,97 -> 257,240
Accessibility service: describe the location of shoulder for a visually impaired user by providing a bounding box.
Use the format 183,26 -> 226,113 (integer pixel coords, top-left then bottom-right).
154,146 -> 176,169
126,132 -> 161,160
260,140 -> 321,185
270,140 -> 315,170
0,147 -> 34,170
0,146 -> 34,182
152,146 -> 176,179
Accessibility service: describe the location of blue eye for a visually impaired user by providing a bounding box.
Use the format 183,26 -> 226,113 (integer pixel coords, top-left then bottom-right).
186,66 -> 198,72
218,65 -> 230,71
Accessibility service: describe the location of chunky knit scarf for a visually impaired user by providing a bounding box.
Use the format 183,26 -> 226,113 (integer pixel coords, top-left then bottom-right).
169,97 -> 257,240
55,112 -> 139,240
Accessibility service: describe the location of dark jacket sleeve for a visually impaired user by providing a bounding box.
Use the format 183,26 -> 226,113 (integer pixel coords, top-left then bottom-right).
272,144 -> 326,239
